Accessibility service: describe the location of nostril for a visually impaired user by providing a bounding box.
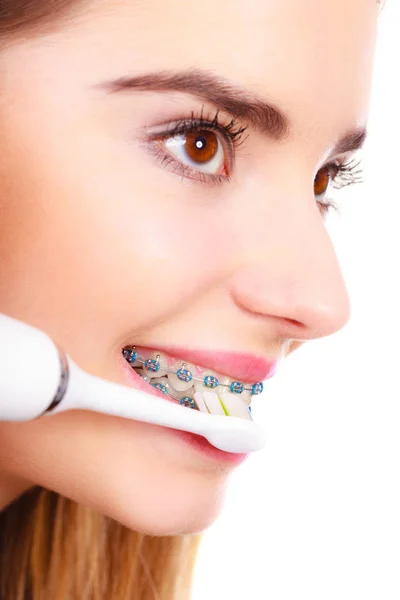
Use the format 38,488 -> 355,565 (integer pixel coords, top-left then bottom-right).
283,317 -> 304,328
274,316 -> 309,341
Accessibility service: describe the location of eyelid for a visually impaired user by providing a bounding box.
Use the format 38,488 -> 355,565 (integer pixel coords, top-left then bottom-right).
141,109 -> 249,185
147,118 -> 235,172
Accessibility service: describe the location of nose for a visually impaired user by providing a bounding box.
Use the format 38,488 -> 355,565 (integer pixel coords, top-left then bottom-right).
230,196 -> 351,342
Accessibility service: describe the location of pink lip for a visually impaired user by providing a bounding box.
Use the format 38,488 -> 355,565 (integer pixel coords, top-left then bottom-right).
137,346 -> 279,383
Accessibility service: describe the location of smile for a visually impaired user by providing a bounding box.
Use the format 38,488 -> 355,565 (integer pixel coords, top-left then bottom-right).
122,346 -> 268,421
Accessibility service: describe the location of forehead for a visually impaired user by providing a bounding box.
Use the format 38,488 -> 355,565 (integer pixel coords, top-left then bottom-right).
10,0 -> 377,154
68,0 -> 377,139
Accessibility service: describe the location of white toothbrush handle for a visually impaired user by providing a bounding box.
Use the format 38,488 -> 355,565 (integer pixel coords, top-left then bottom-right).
0,313 -> 64,420
56,361 -> 266,453
0,313 -> 266,453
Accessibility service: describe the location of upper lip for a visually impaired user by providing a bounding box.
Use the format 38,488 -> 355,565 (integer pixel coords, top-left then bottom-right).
136,346 -> 280,383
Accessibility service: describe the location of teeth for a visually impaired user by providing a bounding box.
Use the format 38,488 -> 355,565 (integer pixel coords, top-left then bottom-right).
219,376 -> 251,406
179,397 -> 198,410
174,388 -> 194,401
168,362 -> 196,392
201,370 -> 220,390
143,353 -> 167,378
123,347 -> 263,420
150,377 -> 170,395
219,392 -> 252,421
122,347 -> 141,367
194,371 -> 221,401
166,388 -> 189,403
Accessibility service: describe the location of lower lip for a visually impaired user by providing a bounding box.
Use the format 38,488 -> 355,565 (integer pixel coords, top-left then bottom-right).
119,357 -> 249,466
173,430 -> 249,465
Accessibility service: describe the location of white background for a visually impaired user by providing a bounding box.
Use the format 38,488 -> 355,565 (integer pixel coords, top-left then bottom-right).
192,3 -> 400,599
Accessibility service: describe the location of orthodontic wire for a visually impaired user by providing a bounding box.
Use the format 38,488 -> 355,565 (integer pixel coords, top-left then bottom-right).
122,348 -> 263,395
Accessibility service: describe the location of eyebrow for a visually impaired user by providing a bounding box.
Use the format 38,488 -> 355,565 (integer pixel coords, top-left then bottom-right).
96,68 -> 367,155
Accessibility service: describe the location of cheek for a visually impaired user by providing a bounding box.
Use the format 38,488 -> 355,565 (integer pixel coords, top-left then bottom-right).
0,414 -> 229,535
0,138 -> 232,534
0,126 -> 230,357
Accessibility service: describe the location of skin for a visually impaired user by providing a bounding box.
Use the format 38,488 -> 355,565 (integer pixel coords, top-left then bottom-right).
0,0 -> 377,535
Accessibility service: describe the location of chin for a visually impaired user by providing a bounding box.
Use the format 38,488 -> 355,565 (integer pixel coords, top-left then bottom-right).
93,471 -> 230,536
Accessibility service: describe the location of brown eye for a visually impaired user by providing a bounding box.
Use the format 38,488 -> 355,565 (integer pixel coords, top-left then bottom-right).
314,166 -> 331,197
184,131 -> 219,164
164,129 -> 225,175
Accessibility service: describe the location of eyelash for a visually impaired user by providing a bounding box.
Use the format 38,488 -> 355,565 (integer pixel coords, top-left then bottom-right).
146,109 -> 363,215
317,158 -> 364,216
147,107 -> 247,185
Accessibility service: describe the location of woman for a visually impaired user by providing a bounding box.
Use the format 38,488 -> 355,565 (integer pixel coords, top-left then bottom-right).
0,1 -> 378,598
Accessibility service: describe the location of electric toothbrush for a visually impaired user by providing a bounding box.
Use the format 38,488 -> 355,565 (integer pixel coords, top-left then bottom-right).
0,313 -> 266,454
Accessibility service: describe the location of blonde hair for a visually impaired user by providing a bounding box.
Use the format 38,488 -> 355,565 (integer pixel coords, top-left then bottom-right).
0,488 -> 202,599
0,3 -> 202,598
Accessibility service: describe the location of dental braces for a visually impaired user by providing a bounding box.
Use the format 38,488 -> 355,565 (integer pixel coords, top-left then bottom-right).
122,347 -> 264,397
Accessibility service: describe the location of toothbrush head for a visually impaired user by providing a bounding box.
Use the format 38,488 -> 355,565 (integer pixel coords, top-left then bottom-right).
204,415 -> 266,453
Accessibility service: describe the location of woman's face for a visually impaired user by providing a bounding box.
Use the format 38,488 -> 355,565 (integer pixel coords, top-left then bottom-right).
0,0 -> 376,534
